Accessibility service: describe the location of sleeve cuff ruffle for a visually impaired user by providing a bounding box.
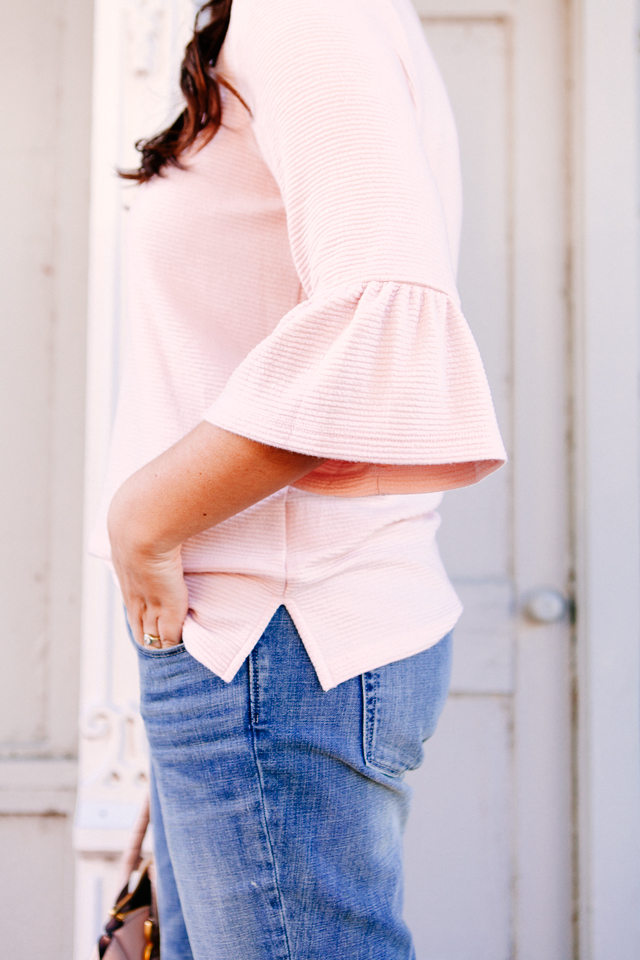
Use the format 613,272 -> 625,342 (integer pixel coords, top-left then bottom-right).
204,280 -> 507,495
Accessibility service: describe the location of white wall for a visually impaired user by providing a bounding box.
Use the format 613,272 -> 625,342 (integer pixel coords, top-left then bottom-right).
0,0 -> 93,955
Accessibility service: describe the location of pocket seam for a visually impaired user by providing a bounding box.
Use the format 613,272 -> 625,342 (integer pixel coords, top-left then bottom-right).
362,670 -> 404,778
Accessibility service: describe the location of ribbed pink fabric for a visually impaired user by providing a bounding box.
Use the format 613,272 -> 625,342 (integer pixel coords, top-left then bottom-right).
90,0 -> 506,690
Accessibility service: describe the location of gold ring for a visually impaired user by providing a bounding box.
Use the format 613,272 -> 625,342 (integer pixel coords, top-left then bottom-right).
143,633 -> 161,647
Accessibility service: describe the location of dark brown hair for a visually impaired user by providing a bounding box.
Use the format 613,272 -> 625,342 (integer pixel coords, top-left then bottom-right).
120,0 -> 243,183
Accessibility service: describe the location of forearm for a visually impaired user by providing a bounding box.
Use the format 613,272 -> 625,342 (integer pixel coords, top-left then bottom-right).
108,421 -> 324,554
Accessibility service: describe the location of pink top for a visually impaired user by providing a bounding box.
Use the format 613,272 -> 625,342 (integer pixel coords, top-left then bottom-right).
90,0 -> 506,690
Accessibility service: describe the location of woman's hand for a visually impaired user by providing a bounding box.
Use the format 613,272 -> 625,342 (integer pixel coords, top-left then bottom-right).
111,540 -> 189,649
108,483 -> 189,648
107,422 -> 325,649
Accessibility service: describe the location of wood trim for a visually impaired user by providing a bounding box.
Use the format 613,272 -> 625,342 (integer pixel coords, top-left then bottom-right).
569,0 -> 640,956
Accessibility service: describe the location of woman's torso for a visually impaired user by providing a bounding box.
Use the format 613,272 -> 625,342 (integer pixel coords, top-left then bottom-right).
90,0 -> 469,689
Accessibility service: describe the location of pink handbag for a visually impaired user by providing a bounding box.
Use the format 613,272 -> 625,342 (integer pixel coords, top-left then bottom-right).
90,794 -> 160,960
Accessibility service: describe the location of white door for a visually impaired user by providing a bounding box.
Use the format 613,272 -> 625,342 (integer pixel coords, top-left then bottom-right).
403,1 -> 573,958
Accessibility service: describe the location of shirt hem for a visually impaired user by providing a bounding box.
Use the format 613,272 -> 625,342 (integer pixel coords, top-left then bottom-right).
183,596 -> 463,692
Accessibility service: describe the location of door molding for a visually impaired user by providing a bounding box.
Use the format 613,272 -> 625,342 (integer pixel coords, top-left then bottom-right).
570,1 -> 640,956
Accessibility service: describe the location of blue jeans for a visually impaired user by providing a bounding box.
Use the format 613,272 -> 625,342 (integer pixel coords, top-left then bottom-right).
133,606 -> 452,960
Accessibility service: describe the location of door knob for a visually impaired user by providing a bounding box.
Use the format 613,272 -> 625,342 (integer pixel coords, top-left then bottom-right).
522,588 -> 568,624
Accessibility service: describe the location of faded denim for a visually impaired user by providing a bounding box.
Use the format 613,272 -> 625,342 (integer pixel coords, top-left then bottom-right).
133,605 -> 452,960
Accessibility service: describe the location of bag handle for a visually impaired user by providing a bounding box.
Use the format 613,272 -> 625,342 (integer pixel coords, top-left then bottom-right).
117,792 -> 150,891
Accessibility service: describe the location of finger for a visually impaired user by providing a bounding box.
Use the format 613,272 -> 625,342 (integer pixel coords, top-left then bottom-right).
141,612 -> 162,648
156,611 -> 184,648
124,600 -> 145,647
142,607 -> 184,649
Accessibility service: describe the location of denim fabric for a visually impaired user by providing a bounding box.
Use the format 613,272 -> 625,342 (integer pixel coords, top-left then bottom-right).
133,606 -> 452,960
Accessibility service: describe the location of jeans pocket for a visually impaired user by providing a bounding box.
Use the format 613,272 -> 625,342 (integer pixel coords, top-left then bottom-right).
362,631 -> 453,778
135,641 -> 187,659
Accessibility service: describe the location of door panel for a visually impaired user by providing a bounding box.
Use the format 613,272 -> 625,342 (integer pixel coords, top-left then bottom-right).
404,3 -> 572,958
404,697 -> 512,960
427,16 -> 513,699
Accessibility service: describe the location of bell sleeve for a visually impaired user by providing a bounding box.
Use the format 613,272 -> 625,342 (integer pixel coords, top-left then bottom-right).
203,0 -> 507,494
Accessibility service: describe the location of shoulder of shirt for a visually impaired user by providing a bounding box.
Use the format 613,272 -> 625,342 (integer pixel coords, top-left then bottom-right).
230,0 -> 385,23
227,0 -> 396,62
